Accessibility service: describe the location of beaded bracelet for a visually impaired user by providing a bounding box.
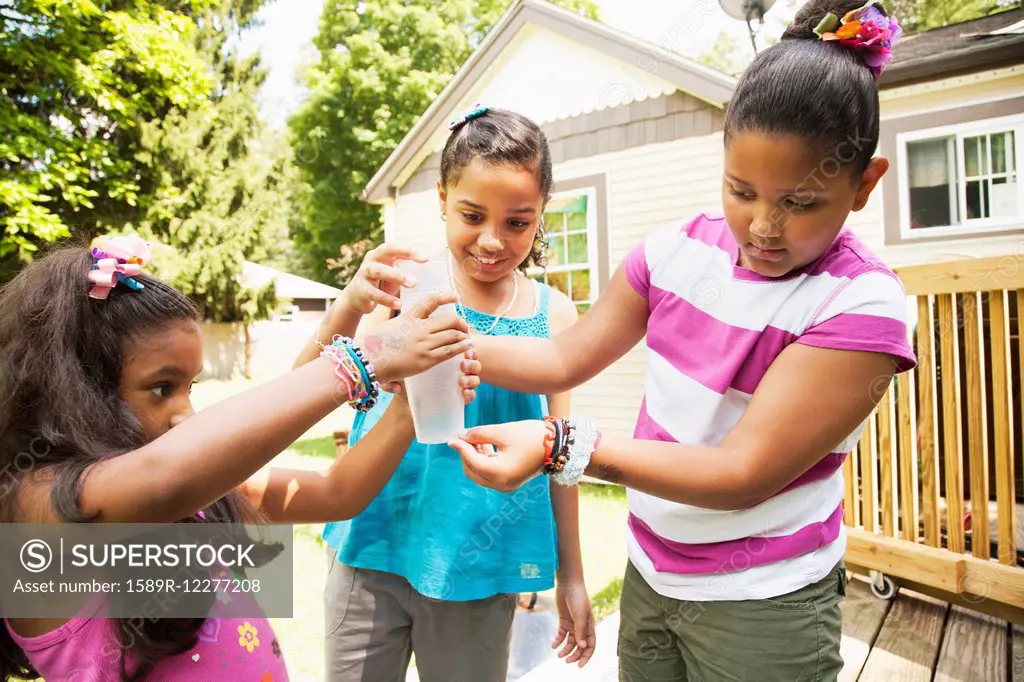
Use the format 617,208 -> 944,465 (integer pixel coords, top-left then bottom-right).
543,417 -> 568,474
541,416 -> 600,486
542,418 -> 558,469
320,337 -> 380,412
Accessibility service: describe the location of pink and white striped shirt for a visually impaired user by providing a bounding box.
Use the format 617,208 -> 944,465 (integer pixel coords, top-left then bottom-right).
623,213 -> 916,601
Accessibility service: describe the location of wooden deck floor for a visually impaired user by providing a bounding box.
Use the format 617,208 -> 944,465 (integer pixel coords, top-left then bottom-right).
841,575 -> 1024,681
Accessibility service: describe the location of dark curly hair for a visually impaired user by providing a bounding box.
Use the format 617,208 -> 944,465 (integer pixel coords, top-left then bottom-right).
0,245 -> 277,681
440,107 -> 552,273
725,0 -> 890,176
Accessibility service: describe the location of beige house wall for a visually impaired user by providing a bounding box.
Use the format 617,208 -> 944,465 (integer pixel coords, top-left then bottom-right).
201,318 -> 323,382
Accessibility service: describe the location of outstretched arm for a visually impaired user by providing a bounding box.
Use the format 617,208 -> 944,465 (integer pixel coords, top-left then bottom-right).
474,263 -> 648,395
243,357 -> 479,523
543,291 -> 595,667
17,295 -> 471,524
454,344 -> 900,509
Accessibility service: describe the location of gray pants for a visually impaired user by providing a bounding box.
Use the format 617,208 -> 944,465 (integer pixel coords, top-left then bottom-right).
324,548 -> 517,682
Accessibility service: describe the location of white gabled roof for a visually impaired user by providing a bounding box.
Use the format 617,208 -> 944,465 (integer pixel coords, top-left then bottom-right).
363,0 -> 736,204
242,261 -> 343,300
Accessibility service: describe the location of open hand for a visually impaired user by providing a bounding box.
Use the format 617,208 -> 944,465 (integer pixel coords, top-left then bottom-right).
553,579 -> 596,668
446,420 -> 548,492
340,243 -> 427,314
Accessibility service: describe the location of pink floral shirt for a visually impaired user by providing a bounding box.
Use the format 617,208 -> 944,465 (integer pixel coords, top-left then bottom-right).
6,593 -> 289,681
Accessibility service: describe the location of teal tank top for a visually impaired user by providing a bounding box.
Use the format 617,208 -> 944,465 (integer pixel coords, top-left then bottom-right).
322,281 -> 557,601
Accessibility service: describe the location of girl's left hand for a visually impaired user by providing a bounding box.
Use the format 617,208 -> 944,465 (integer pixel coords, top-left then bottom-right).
553,579 -> 596,667
459,353 -> 481,404
447,420 -> 547,492
388,352 -> 481,404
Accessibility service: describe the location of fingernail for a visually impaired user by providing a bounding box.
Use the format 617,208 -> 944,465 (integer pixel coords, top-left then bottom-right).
405,278 -> 416,287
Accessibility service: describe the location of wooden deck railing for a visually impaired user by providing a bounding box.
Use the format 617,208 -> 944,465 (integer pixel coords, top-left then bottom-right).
842,253 -> 1024,625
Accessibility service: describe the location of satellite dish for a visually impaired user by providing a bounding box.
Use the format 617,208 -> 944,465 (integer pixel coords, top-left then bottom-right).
719,0 -> 777,53
718,0 -> 777,22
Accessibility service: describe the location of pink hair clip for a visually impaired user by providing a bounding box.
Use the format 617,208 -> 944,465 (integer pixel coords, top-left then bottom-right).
814,0 -> 903,78
88,234 -> 152,300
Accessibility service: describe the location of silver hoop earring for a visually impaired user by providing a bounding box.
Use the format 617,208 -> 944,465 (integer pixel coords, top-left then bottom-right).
440,212 -> 446,221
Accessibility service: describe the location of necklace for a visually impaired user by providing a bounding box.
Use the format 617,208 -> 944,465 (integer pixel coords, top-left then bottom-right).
448,251 -> 519,336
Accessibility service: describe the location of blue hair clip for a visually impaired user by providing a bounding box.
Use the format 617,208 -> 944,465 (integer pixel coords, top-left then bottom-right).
448,103 -> 489,131
116,271 -> 145,292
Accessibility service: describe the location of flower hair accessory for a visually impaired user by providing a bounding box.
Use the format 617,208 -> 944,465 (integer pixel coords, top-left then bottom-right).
813,1 -> 902,78
88,234 -> 152,300
448,103 -> 489,131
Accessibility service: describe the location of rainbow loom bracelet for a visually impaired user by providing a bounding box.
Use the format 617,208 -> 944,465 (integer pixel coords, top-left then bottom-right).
336,337 -> 380,411
320,344 -> 366,408
320,337 -> 380,411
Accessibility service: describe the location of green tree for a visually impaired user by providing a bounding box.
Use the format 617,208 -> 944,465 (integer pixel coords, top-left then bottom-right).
289,0 -> 599,284
694,0 -> 1018,76
3,0 -> 296,353
0,0 -> 213,276
136,2 -> 291,326
885,0 -> 1018,32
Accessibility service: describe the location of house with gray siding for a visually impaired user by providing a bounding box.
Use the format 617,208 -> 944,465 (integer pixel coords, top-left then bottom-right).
362,0 -> 1024,437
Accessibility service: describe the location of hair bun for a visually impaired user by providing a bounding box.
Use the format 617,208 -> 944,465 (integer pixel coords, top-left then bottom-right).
782,0 -> 902,78
783,1 -> 867,40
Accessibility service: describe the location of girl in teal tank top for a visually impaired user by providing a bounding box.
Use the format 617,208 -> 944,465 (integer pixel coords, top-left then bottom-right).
323,281 -> 556,599
319,107 -> 594,681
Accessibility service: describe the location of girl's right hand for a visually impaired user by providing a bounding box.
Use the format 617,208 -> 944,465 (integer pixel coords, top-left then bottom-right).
448,420 -> 548,492
360,291 -> 473,388
340,243 -> 428,314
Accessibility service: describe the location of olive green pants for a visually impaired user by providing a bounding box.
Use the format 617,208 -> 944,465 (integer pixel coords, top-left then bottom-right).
617,560 -> 846,682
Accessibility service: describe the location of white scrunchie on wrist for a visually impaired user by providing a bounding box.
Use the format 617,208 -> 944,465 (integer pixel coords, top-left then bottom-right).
552,415 -> 599,487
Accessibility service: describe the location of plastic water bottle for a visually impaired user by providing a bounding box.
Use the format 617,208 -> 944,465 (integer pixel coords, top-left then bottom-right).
397,258 -> 466,444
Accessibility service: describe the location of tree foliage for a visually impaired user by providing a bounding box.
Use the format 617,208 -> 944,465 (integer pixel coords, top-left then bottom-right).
884,0 -> 1018,33
135,2 -> 291,323
0,0 -> 212,273
289,0 -> 599,284
2,0 -> 292,323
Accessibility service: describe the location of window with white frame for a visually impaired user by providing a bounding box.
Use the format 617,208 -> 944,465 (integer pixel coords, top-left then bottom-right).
899,115 -> 1023,238
530,188 -> 598,314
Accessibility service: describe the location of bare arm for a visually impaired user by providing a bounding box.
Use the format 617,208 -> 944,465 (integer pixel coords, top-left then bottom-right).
19,358 -> 352,524
242,396 -> 415,523
474,263 -> 648,395
455,344 -> 899,510
545,292 -> 584,585
293,299 -> 364,369
18,296 -> 470,524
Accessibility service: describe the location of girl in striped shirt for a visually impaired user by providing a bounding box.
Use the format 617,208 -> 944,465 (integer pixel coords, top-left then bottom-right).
451,2 -> 915,680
